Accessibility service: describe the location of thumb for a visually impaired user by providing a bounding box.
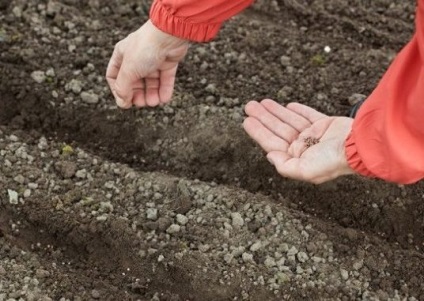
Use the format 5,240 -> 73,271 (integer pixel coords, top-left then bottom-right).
267,151 -> 302,180
114,61 -> 137,108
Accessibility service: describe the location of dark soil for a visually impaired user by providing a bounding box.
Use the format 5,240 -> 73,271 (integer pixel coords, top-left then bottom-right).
0,0 -> 423,300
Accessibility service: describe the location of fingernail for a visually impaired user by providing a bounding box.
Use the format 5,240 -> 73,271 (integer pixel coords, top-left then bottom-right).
116,97 -> 126,107
267,156 -> 275,166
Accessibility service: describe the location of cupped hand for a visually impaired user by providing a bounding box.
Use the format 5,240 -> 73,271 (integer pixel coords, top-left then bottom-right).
106,20 -> 189,108
243,99 -> 355,184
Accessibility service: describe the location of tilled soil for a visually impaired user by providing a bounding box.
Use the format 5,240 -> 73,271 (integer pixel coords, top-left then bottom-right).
0,0 -> 423,300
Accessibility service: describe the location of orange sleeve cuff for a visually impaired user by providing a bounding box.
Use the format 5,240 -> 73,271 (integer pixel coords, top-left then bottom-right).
150,0 -> 222,43
345,132 -> 375,179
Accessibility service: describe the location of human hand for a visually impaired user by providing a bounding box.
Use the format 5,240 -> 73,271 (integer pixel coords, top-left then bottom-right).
106,20 -> 189,108
243,99 -> 355,184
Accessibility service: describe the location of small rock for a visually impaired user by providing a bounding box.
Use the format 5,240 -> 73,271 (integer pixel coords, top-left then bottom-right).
7,189 -> 19,204
250,241 -> 262,252
224,253 -> 234,264
31,71 -> 46,84
297,252 -> 309,263
67,79 -> 83,94
198,244 -> 210,253
14,175 -> 25,184
242,252 -> 255,263
35,269 -> 50,279
232,246 -> 246,257
54,161 -> 77,178
287,246 -> 298,256
231,212 -> 244,228
340,268 -> 349,280
91,290 -> 100,299
75,169 -> 87,179
353,259 -> 364,271
280,55 -> 291,67
28,183 -> 38,189
176,214 -> 188,225
46,68 -> 55,77
23,189 -> 31,198
157,217 -> 172,232
81,91 -> 99,104
166,224 -> 181,234
264,257 -> 277,268
146,208 -> 158,221
12,6 -> 22,18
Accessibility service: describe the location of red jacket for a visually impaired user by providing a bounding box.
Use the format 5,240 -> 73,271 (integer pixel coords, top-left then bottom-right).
150,0 -> 424,184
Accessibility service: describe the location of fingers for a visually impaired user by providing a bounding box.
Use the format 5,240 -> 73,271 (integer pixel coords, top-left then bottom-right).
267,151 -> 302,181
133,89 -> 146,107
243,117 -> 289,153
108,40 -> 137,108
114,62 -> 137,108
145,76 -> 161,107
106,42 -> 127,108
159,67 -> 178,104
260,99 -> 311,132
245,101 -> 300,143
286,102 -> 327,123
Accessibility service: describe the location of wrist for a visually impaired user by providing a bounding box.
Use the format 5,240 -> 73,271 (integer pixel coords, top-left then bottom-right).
338,138 -> 356,177
145,20 -> 188,50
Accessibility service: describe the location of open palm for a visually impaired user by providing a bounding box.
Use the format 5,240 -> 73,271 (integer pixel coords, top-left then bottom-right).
243,99 -> 355,184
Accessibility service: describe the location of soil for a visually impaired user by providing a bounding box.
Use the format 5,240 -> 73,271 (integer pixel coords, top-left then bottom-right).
0,0 -> 423,300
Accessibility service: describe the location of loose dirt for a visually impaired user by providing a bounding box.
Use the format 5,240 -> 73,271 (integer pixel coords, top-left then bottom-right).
0,0 -> 423,300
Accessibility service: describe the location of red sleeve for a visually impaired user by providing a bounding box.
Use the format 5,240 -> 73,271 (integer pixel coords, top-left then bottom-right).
345,0 -> 424,184
149,0 -> 253,42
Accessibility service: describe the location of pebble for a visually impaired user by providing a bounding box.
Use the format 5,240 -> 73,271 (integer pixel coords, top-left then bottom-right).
176,214 -> 188,225
280,55 -> 291,67
340,268 -> 349,280
297,252 -> 309,263
14,175 -> 25,184
31,71 -> 46,84
264,257 -> 277,268
91,290 -> 100,299
67,79 -> 83,94
12,6 -> 22,18
287,246 -> 298,256
250,241 -> 262,252
231,212 -> 244,228
28,183 -> 38,189
146,208 -> 158,221
157,217 -> 172,232
224,253 -> 234,264
7,189 -> 19,205
45,68 -> 55,77
35,269 -> 50,279
353,259 -> 364,271
75,169 -> 87,179
54,161 -> 77,178
166,224 -> 181,234
81,91 -> 99,104
242,252 -> 254,264
23,189 -> 31,198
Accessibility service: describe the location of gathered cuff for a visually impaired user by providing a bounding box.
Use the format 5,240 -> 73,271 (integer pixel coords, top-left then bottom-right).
150,0 -> 223,43
345,132 -> 375,178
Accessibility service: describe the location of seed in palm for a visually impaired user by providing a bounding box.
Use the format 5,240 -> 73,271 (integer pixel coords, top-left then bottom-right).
304,137 -> 320,148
